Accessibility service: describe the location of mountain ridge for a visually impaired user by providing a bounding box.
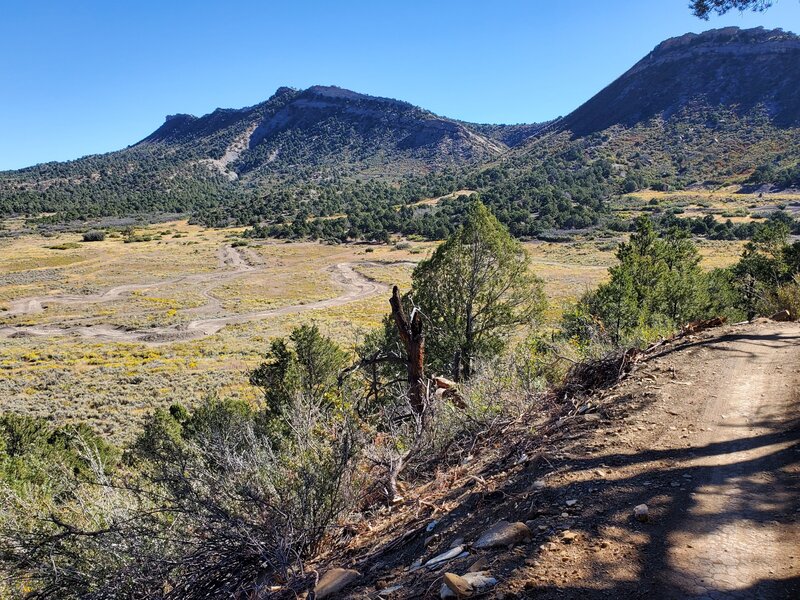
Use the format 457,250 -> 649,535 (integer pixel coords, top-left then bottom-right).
135,83 -> 518,182
1,26 -> 798,235
556,26 -> 800,136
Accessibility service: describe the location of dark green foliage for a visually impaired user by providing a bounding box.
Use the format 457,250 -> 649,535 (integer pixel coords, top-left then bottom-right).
0,147 -> 241,221
578,217 -> 713,343
219,173 -> 472,242
250,324 -> 349,419
732,221 -> 800,318
569,215 -> 799,347
691,0 -> 773,19
654,211 -> 800,241
250,338 -> 296,419
748,162 -> 800,189
411,200 -> 546,379
0,414 -> 118,491
466,152 -> 612,235
82,229 -> 106,242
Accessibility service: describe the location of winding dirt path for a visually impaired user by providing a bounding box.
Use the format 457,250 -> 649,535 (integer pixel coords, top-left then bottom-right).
0,247 -> 393,344
5,246 -> 252,317
650,322 -> 800,598
545,321 -> 800,598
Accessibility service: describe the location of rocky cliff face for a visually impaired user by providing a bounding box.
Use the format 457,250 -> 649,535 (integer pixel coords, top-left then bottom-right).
557,27 -> 800,136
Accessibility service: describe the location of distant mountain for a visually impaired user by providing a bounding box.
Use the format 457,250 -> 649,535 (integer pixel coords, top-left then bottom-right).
0,27 -> 798,237
556,27 -> 800,136
136,85 -> 525,182
0,85 -> 541,219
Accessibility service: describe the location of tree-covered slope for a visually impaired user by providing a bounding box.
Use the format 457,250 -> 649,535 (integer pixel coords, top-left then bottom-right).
1,27 -> 798,235
0,86 -> 520,220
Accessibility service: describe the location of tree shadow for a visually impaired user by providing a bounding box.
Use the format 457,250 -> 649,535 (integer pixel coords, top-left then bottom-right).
506,405 -> 800,596
339,418 -> 799,598
649,331 -> 800,363
515,576 -> 800,599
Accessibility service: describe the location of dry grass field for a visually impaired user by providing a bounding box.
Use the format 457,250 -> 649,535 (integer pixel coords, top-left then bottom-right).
616,186 -> 800,223
0,220 -> 744,440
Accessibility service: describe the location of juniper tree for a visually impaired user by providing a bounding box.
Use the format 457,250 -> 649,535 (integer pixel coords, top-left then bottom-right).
411,200 -> 545,380
582,217 -> 709,344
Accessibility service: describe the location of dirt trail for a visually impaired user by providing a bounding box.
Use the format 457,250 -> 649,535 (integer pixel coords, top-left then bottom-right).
649,322 -> 800,597
0,247 -> 392,344
5,246 -> 251,317
534,321 -> 800,598
329,322 -> 800,599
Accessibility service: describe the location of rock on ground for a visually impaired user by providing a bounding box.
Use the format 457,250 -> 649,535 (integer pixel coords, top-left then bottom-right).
473,521 -> 531,549
314,568 -> 360,599
440,572 -> 498,598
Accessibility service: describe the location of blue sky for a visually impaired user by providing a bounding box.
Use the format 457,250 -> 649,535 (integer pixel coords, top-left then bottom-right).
1,0 -> 799,170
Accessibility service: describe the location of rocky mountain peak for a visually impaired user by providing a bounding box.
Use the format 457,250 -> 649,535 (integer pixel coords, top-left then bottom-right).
557,26 -> 800,136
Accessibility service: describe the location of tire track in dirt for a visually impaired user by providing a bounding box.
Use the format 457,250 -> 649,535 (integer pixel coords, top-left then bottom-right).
653,322 -> 800,597
555,322 -> 800,598
5,246 -> 251,317
0,247 -> 400,344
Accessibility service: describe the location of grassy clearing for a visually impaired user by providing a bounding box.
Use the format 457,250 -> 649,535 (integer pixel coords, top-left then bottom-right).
0,220 -> 745,440
615,187 -> 800,223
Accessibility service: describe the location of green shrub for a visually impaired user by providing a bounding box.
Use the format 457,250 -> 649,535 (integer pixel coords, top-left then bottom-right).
0,414 -> 118,499
81,230 -> 106,242
3,397 -> 363,598
46,242 -> 80,250
411,200 -> 546,379
771,275 -> 800,319
576,217 -> 712,345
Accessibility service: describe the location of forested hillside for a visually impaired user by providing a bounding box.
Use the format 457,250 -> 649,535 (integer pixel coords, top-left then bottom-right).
1,27 -> 798,240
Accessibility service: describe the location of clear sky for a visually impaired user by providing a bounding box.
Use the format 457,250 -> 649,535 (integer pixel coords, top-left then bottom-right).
2,0 -> 799,170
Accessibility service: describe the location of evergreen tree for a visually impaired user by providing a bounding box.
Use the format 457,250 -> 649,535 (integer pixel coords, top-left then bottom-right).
583,217 -> 711,344
411,200 -> 545,380
250,323 -> 348,418
658,228 -> 706,325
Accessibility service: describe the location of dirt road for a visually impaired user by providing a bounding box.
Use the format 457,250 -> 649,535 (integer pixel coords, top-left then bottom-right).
287,322 -> 798,600
4,246 -> 252,317
0,247 -> 390,344
650,322 -> 800,598
528,321 -> 800,598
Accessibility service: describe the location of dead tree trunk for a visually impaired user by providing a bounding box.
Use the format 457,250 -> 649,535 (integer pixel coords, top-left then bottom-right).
389,286 -> 426,416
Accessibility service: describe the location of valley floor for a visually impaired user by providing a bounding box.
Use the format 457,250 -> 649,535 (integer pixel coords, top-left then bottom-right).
0,221 -> 616,439
0,220 -> 746,441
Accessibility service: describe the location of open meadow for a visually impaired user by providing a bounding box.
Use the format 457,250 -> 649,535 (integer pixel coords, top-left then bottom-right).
616,186 -> 800,223
0,220 -> 744,440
